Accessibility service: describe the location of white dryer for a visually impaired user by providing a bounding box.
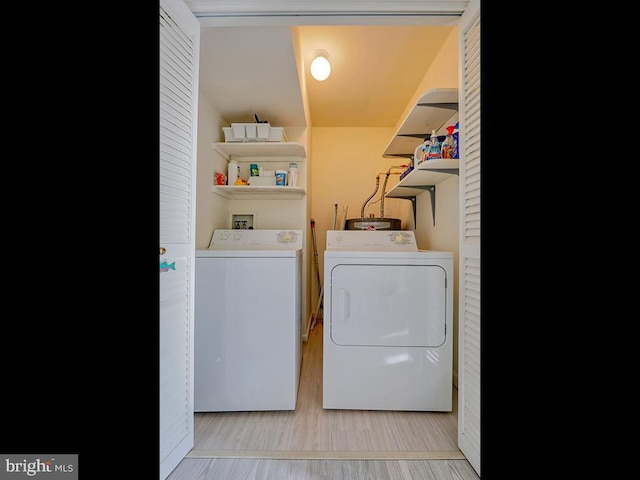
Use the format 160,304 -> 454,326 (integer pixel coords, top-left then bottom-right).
323,230 -> 453,411
194,229 -> 302,411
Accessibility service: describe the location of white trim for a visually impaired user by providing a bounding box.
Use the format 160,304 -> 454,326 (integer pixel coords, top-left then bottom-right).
197,15 -> 461,27
185,0 -> 469,15
186,0 -> 467,26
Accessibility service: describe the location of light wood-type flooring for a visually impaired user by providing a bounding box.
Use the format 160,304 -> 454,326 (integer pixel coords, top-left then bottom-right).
166,322 -> 480,479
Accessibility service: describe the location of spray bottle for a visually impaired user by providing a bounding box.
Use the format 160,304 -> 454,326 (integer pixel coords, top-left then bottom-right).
441,125 -> 455,159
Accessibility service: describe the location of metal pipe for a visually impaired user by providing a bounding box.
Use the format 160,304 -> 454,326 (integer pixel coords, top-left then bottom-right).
360,175 -> 380,218
380,166 -> 406,218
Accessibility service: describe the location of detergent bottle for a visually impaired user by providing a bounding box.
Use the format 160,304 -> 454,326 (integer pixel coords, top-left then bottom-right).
227,160 -> 239,185
413,138 -> 429,166
441,125 -> 455,159
452,122 -> 459,159
426,129 -> 441,160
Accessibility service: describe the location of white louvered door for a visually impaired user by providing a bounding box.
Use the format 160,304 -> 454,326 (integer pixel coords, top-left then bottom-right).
457,0 -> 481,476
159,0 -> 200,479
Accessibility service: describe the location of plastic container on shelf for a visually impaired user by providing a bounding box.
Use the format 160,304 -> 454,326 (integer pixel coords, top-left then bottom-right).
288,163 -> 298,186
222,124 -> 287,142
244,124 -> 257,140
227,160 -> 239,185
267,127 -> 286,142
257,124 -> 270,140
414,139 -> 429,166
275,170 -> 287,186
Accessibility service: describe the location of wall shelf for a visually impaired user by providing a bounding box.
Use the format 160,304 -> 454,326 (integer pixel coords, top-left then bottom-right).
386,159 -> 459,198
211,185 -> 306,200
382,88 -> 459,226
385,159 -> 459,225
211,141 -> 306,199
382,88 -> 458,159
212,142 -> 306,159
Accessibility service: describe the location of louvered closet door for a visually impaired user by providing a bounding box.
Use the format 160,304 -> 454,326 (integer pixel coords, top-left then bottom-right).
159,0 -> 200,479
457,0 -> 481,476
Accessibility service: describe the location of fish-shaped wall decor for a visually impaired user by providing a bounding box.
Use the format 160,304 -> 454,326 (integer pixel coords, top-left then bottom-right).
160,260 -> 176,273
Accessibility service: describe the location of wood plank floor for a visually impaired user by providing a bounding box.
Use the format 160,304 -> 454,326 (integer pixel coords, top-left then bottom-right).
167,322 -> 480,479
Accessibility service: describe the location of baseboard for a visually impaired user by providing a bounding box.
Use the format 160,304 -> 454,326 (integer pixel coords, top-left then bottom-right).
186,449 -> 466,460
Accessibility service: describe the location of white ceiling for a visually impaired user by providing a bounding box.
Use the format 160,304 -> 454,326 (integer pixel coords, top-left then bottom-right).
191,1 -> 464,128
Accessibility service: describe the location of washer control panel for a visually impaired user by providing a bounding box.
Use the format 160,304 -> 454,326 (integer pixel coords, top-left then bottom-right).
209,229 -> 302,248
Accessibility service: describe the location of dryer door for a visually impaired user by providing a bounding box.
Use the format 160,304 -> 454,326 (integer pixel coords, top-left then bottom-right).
329,264 -> 447,347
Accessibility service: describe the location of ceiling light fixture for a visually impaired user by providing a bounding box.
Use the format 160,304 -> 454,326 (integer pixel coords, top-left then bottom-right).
310,51 -> 331,81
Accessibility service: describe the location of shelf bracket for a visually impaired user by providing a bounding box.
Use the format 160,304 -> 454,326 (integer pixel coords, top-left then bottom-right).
396,186 -> 437,227
393,185 -> 438,228
410,196 -> 417,227
410,185 -> 438,226
426,186 -> 436,226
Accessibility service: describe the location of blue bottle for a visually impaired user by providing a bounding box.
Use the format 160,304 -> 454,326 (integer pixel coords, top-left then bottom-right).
452,122 -> 459,159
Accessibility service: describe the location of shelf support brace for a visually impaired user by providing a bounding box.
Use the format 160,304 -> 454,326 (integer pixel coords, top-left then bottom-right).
410,196 -> 417,227
426,186 -> 436,226
410,185 -> 437,226
418,169 -> 458,226
392,186 -> 435,228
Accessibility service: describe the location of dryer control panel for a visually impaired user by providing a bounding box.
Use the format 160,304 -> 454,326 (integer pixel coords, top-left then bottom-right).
326,230 -> 418,251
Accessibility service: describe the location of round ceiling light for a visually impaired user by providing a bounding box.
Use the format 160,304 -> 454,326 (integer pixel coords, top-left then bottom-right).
310,53 -> 331,81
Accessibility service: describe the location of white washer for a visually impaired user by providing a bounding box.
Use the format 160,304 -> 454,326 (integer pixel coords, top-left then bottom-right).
323,230 -> 453,411
194,229 -> 302,411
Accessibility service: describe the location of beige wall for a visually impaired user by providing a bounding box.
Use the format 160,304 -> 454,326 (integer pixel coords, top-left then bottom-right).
195,92 -> 229,249
308,126 -> 412,293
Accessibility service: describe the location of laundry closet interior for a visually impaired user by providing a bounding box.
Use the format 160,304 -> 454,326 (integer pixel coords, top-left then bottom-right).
191,4 -> 463,458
